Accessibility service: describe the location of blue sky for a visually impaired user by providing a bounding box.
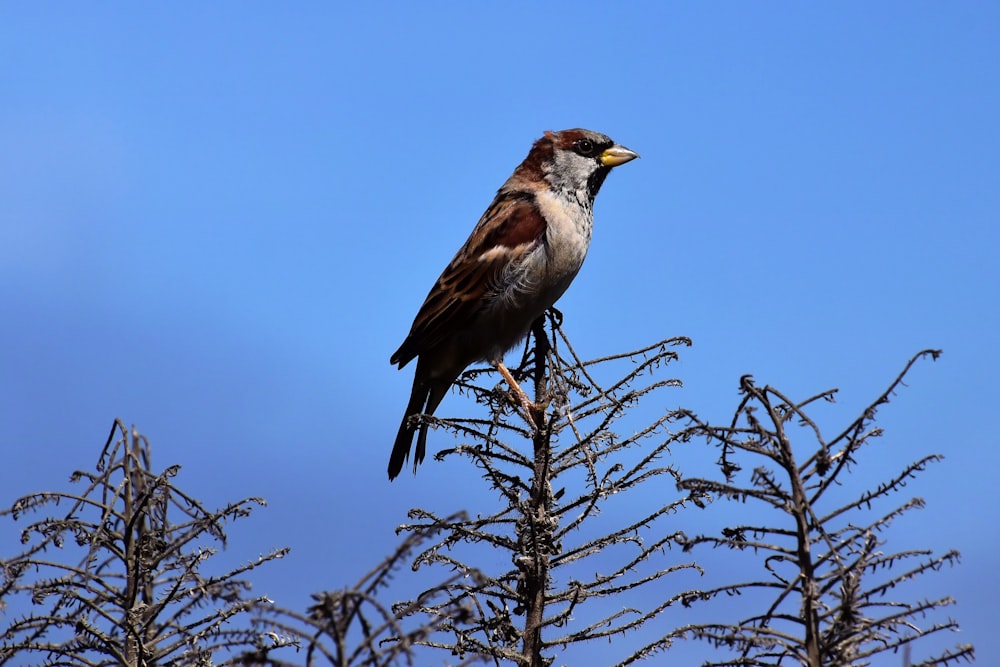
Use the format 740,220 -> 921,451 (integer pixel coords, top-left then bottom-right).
1,3 -> 996,664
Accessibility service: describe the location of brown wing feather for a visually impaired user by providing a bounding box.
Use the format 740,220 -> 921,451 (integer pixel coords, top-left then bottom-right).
390,191 -> 546,368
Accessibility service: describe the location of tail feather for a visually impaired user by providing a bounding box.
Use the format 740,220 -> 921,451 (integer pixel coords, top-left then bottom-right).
388,363 -> 454,480
389,378 -> 429,480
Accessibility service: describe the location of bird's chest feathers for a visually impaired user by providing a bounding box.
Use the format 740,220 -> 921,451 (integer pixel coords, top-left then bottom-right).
535,189 -> 592,275
481,190 -> 593,316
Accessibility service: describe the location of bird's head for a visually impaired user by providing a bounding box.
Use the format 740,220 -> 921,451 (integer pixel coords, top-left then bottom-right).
522,128 -> 639,202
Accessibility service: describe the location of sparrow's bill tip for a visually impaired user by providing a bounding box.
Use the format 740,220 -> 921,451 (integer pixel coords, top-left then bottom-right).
599,145 -> 639,167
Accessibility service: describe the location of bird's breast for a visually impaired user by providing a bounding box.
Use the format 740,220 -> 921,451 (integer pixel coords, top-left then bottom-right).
462,191 -> 593,364
495,190 -> 592,314
536,189 -> 592,272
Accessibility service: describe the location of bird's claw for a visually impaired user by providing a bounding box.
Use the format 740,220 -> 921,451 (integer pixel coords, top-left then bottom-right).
494,362 -> 542,433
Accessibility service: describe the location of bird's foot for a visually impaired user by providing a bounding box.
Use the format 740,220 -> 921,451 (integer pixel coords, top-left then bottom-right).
494,362 -> 541,433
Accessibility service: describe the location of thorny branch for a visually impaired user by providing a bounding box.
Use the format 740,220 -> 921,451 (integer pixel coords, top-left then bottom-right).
0,419 -> 291,667
394,313 -> 716,666
677,350 -> 973,666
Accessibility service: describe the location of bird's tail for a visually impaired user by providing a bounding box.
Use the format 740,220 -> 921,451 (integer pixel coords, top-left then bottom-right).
388,363 -> 452,481
388,378 -> 428,480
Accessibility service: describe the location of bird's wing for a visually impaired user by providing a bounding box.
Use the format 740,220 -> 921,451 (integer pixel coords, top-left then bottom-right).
390,191 -> 546,368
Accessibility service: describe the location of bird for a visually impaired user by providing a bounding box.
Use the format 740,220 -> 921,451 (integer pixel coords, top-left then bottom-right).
388,128 -> 638,480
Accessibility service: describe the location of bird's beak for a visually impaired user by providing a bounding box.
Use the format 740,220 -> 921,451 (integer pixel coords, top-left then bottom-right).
599,144 -> 639,168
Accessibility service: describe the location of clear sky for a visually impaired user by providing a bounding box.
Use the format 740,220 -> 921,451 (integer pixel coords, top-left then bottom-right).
1,3 -> 996,665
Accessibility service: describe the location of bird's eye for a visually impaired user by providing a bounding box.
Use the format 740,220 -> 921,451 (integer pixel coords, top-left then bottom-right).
574,138 -> 596,157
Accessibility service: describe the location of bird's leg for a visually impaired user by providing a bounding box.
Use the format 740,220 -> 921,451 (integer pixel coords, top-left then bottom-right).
493,361 -> 539,433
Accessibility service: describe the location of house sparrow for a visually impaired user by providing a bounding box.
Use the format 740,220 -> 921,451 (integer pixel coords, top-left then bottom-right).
389,129 -> 638,480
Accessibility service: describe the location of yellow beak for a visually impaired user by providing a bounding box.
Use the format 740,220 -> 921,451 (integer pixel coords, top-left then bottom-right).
600,144 -> 639,168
